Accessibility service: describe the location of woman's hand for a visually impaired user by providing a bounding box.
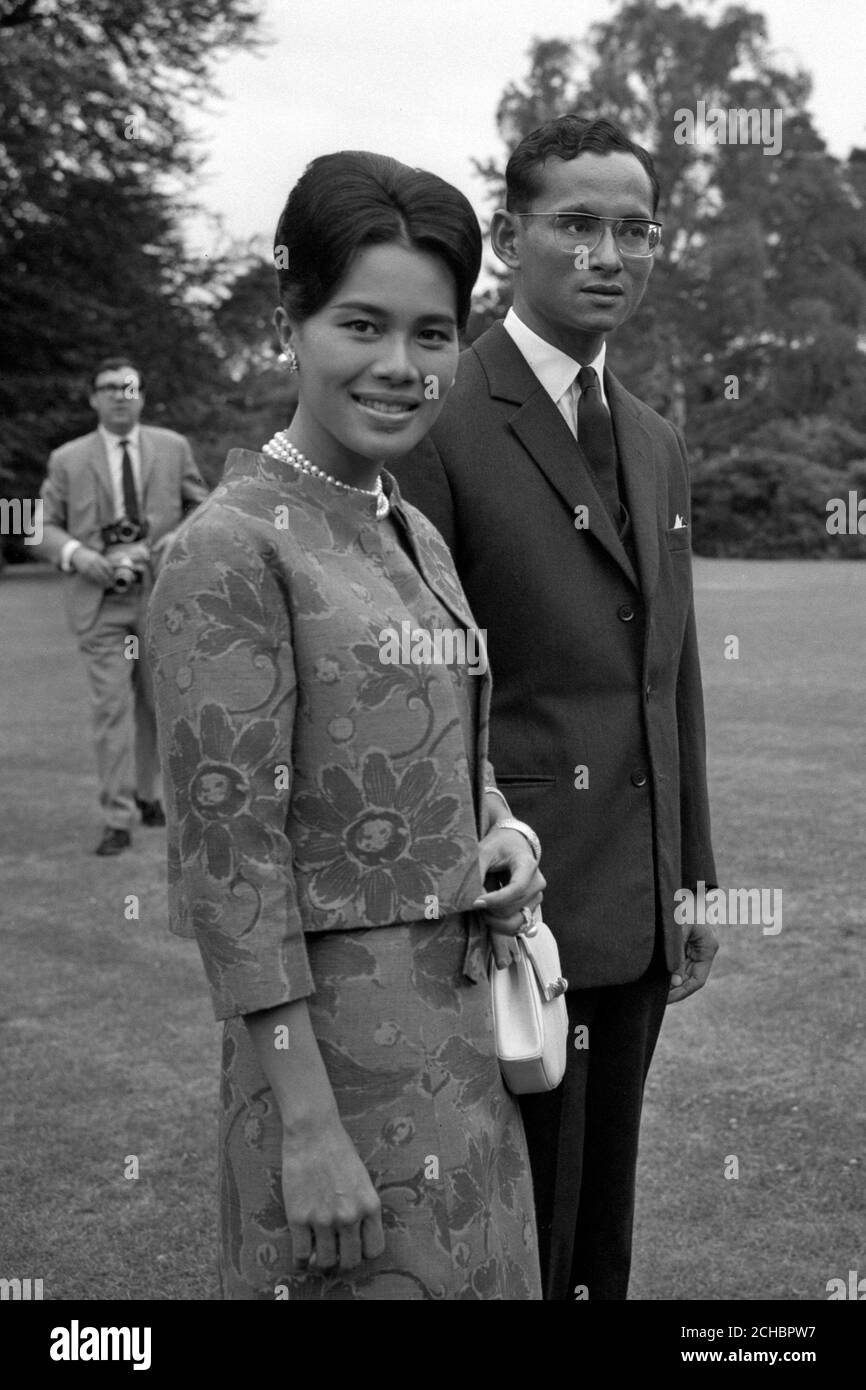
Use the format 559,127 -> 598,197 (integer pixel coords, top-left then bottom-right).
244,999 -> 385,1276
475,824 -> 546,969
281,1116 -> 385,1274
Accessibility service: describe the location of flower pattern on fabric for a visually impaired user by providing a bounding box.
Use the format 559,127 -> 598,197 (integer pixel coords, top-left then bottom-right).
351,638 -> 433,712
148,453 -> 541,1299
181,558 -> 292,696
293,751 -> 464,919
219,919 -> 541,1300
168,702 -> 285,882
148,452 -> 495,1006
399,505 -> 472,617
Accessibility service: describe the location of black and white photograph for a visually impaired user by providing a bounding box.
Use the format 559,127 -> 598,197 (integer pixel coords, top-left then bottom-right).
1,0 -> 864,1356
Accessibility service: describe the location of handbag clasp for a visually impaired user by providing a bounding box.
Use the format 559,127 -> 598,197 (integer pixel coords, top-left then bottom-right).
543,976 -> 569,1002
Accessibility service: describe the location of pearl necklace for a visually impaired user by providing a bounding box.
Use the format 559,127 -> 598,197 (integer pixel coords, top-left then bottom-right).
262,431 -> 390,519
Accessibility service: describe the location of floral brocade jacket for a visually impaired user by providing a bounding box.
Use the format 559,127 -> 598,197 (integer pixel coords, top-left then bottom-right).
146,449 -> 498,1021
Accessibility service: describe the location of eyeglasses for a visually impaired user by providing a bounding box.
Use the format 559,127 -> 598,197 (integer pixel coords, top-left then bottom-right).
513,212 -> 662,259
95,382 -> 139,397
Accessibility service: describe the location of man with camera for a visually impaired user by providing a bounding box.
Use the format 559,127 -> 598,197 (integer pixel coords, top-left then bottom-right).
37,357 -> 208,855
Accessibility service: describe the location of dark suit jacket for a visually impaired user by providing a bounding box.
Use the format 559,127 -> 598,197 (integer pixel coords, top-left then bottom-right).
37,425 -> 208,634
392,322 -> 716,989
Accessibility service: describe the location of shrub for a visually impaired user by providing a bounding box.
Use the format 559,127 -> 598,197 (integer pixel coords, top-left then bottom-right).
691,448 -> 866,557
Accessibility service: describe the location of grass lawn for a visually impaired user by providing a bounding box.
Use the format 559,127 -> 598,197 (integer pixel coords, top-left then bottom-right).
1,558 -> 862,1300
0,568 -> 220,1299
630,559 -> 865,1301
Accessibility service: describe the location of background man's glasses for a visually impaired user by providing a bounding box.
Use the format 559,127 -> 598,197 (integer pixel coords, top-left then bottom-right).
95,382 -> 139,397
513,212 -> 662,258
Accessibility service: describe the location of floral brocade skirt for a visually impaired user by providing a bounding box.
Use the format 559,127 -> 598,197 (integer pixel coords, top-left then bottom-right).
218,915 -> 542,1299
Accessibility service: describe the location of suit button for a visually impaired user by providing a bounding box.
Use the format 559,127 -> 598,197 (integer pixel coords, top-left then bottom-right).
618,604 -> 635,622
631,770 -> 648,787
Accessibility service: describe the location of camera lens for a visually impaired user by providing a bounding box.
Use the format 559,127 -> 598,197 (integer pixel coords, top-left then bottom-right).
112,565 -> 138,593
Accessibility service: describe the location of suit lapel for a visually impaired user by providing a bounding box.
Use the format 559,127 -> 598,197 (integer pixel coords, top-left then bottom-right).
475,324 -> 638,586
138,427 -> 155,507
388,483 -> 482,636
88,432 -> 115,519
385,479 -> 493,825
606,372 -> 660,600
91,429 -> 153,519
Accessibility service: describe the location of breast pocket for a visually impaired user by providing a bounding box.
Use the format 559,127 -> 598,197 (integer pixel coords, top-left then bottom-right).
666,524 -> 691,552
494,775 -> 557,788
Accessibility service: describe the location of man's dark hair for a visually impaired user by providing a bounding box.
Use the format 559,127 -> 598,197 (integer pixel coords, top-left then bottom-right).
91,357 -> 144,391
274,150 -> 482,332
506,115 -> 660,216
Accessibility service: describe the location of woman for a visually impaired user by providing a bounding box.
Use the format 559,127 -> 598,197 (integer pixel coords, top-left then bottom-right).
148,151 -> 545,1300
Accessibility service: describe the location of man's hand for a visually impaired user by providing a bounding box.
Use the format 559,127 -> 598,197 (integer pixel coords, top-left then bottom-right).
118,541 -> 152,569
667,919 -> 719,1004
71,546 -> 115,587
475,825 -> 546,969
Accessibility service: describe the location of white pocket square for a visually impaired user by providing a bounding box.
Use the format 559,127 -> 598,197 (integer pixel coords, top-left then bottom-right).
672,514 -> 687,529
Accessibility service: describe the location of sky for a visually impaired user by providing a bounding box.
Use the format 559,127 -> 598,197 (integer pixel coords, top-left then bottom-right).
184,0 -> 866,259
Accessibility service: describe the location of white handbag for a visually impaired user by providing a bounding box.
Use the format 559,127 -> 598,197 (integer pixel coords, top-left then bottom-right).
490,919 -> 569,1094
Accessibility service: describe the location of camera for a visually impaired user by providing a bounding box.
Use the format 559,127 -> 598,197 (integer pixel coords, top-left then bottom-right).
103,518 -> 146,547
101,519 -> 150,593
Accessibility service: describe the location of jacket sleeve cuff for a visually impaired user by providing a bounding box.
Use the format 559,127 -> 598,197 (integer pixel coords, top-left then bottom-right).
206,936 -> 316,1022
60,539 -> 82,571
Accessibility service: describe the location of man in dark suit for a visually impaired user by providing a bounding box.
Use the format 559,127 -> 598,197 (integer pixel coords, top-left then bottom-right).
392,115 -> 718,1300
36,357 -> 208,855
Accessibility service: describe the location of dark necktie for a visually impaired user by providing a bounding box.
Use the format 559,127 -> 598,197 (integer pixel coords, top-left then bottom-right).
577,366 -> 622,526
120,438 -> 140,524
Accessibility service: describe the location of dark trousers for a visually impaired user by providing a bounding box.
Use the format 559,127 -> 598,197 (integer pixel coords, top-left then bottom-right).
519,938 -> 669,1300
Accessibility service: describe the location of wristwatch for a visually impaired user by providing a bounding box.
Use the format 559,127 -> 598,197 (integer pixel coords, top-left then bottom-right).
496,816 -> 542,863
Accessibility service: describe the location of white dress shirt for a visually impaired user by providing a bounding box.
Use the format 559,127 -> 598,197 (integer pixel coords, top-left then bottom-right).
100,423 -> 143,522
61,425 -> 144,571
503,306 -> 608,438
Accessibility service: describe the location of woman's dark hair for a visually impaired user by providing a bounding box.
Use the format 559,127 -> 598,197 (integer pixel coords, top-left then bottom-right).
274,151 -> 482,332
506,115 -> 660,216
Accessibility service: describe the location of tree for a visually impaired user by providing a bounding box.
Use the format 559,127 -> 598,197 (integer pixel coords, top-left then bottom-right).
472,2 -> 866,453
209,247 -> 284,387
192,244 -> 298,483
0,0 -> 261,509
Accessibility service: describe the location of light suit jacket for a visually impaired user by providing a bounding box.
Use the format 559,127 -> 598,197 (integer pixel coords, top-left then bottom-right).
392,321 -> 717,990
37,425 -> 208,634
